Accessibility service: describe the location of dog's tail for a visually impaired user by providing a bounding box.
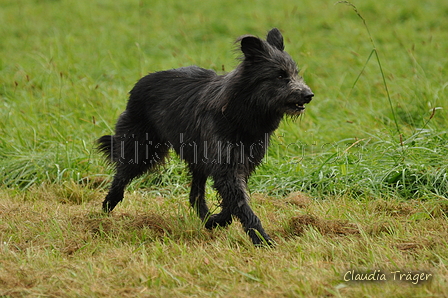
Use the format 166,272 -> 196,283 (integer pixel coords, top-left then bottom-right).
97,135 -> 115,163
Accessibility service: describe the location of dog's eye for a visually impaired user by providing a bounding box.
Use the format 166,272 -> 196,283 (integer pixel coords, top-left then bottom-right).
277,71 -> 289,80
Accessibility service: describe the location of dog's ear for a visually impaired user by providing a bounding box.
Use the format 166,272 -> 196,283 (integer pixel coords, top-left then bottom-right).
266,28 -> 284,51
240,35 -> 267,59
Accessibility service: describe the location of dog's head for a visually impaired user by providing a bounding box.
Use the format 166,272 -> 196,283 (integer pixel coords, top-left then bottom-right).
237,28 -> 314,116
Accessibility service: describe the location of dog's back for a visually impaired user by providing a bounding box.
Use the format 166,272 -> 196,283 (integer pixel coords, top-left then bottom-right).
129,66 -> 217,109
128,65 -> 217,134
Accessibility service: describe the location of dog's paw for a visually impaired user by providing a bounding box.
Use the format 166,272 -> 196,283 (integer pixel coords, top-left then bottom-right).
204,214 -> 233,230
248,229 -> 276,247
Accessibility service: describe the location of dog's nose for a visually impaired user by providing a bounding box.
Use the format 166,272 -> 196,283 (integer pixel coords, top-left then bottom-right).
303,90 -> 314,103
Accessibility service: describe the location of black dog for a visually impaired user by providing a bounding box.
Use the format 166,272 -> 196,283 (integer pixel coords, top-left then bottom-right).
98,28 -> 313,245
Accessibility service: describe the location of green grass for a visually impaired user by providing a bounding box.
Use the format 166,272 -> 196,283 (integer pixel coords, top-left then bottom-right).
0,0 -> 447,296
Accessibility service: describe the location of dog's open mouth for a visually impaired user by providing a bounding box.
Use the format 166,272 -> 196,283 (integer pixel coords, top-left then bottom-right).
286,102 -> 305,114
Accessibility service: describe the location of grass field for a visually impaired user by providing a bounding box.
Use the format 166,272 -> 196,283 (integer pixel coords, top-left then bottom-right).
1,0 -> 447,297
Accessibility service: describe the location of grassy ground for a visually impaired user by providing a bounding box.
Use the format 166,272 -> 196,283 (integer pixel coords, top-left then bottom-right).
1,0 -> 447,297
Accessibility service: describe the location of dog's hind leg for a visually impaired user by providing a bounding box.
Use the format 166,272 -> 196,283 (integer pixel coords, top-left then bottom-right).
101,134 -> 170,213
102,166 -> 136,212
102,162 -> 152,212
189,172 -> 209,220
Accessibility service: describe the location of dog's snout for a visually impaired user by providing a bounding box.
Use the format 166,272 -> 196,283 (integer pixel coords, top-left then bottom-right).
303,90 -> 314,103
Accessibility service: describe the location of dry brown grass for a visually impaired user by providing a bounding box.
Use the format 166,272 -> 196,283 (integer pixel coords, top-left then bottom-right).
1,187 -> 447,297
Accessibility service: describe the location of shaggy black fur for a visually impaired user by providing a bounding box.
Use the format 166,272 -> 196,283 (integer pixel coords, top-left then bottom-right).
97,28 -> 314,245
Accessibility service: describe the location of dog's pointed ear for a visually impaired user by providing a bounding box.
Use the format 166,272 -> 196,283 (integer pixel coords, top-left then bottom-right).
266,28 -> 284,51
240,35 -> 266,59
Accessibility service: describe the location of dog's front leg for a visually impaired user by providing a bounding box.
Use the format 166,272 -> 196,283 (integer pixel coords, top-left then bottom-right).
210,173 -> 273,246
